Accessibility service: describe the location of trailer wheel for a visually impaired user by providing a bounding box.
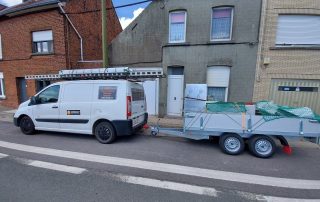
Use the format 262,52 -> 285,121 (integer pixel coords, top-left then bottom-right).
248,135 -> 276,158
219,133 -> 244,155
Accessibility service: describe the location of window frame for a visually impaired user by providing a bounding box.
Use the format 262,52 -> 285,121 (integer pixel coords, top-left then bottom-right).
31,30 -> 54,55
210,7 -> 234,42
207,86 -> 228,102
0,33 -> 3,60
168,10 -> 187,43
0,73 -> 5,99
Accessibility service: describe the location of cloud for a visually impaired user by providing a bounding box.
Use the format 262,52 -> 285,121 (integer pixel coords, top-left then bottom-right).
119,7 -> 144,29
0,0 -> 22,6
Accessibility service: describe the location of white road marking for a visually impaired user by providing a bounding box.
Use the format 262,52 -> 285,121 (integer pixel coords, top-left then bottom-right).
0,140 -> 320,189
114,174 -> 219,197
27,160 -> 87,174
237,191 -> 320,202
0,153 -> 8,158
261,196 -> 320,202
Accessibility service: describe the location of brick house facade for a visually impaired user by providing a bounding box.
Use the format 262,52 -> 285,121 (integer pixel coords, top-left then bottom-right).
0,0 -> 121,108
253,0 -> 320,113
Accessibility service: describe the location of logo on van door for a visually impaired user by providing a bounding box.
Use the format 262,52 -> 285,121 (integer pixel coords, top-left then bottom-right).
67,110 -> 81,115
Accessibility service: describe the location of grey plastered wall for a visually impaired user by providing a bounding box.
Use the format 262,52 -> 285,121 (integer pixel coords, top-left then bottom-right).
110,0 -> 262,117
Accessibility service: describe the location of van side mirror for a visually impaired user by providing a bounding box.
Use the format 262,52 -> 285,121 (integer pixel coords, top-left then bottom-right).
30,96 -> 38,105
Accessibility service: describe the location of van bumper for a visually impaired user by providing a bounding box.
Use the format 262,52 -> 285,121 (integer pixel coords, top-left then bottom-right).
112,113 -> 148,136
14,117 -> 19,127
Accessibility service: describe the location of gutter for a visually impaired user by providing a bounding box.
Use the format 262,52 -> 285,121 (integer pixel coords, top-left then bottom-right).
255,0 -> 268,83
58,3 -> 84,61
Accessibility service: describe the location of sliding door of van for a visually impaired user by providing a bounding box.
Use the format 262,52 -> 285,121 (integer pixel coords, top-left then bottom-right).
59,83 -> 93,134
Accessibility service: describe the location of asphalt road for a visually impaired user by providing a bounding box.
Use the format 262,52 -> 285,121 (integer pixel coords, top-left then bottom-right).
0,121 -> 320,201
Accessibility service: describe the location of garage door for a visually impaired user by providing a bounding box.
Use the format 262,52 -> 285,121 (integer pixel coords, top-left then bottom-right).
269,79 -> 320,113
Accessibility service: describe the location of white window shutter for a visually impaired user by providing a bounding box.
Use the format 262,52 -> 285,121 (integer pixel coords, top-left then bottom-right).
276,15 -> 320,45
207,66 -> 230,87
0,34 -> 2,60
32,30 -> 53,42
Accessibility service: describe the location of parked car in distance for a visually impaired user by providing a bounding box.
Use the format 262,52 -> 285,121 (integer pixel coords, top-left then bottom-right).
13,80 -> 148,144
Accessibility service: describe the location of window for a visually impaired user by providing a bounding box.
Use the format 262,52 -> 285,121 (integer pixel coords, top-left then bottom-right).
207,66 -> 230,101
0,73 -> 5,98
276,15 -> 320,46
0,34 -> 2,60
208,87 -> 227,101
98,86 -> 117,100
211,7 -> 233,41
36,80 -> 51,93
32,30 -> 53,54
37,85 -> 60,104
132,88 -> 145,101
169,11 -> 186,43
278,86 -> 318,92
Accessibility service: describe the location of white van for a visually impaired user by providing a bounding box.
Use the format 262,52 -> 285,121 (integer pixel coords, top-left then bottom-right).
13,80 -> 148,144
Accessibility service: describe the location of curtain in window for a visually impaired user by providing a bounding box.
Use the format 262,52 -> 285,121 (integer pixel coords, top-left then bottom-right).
211,8 -> 232,40
170,12 -> 186,42
208,87 -> 226,102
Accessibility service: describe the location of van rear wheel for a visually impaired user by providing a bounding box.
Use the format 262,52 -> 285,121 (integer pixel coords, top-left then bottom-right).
94,122 -> 116,144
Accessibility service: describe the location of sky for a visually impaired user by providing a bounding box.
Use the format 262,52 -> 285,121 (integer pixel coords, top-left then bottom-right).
0,0 -> 150,29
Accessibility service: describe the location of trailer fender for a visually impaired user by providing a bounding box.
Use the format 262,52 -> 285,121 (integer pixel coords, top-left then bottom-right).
275,136 -> 292,155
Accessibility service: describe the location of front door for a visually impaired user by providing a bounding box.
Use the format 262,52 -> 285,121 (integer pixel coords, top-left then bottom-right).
17,78 -> 28,103
32,85 -> 61,130
167,75 -> 184,116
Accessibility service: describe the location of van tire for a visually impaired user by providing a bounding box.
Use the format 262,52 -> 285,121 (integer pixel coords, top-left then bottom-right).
20,116 -> 36,135
94,122 -> 116,144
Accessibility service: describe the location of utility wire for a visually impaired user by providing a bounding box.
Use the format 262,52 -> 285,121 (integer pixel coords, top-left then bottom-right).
64,0 -> 154,15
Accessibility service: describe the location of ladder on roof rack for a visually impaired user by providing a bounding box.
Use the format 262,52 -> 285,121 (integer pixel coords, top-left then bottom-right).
25,67 -> 165,81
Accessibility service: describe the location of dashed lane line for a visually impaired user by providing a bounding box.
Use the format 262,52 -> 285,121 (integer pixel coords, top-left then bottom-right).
27,160 -> 87,174
114,173 -> 219,197
0,152 -> 8,158
0,140 -> 320,189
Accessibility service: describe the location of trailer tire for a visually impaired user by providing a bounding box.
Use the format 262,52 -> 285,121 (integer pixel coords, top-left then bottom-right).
248,135 -> 276,158
219,133 -> 245,155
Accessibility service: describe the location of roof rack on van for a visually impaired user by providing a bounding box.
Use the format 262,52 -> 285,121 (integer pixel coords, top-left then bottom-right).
25,67 -> 164,81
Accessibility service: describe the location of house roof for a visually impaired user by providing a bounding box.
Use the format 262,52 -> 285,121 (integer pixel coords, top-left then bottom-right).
0,0 -> 61,18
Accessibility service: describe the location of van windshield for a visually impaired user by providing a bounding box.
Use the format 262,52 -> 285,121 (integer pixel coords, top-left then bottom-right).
132,88 -> 144,101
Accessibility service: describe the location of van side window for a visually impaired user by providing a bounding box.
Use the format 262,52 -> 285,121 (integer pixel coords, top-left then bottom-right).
132,88 -> 144,101
98,86 -> 117,100
37,85 -> 60,104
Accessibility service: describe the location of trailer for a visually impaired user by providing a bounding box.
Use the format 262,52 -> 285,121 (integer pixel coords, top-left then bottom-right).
151,84 -> 320,158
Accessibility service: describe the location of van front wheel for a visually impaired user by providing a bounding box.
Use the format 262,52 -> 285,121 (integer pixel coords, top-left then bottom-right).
20,116 -> 35,135
94,122 -> 116,144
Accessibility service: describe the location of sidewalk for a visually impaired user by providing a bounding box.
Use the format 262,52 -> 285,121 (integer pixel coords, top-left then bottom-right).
0,106 -> 15,123
148,115 -> 183,128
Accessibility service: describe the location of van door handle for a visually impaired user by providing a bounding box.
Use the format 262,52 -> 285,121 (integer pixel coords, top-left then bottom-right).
52,106 -> 58,109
